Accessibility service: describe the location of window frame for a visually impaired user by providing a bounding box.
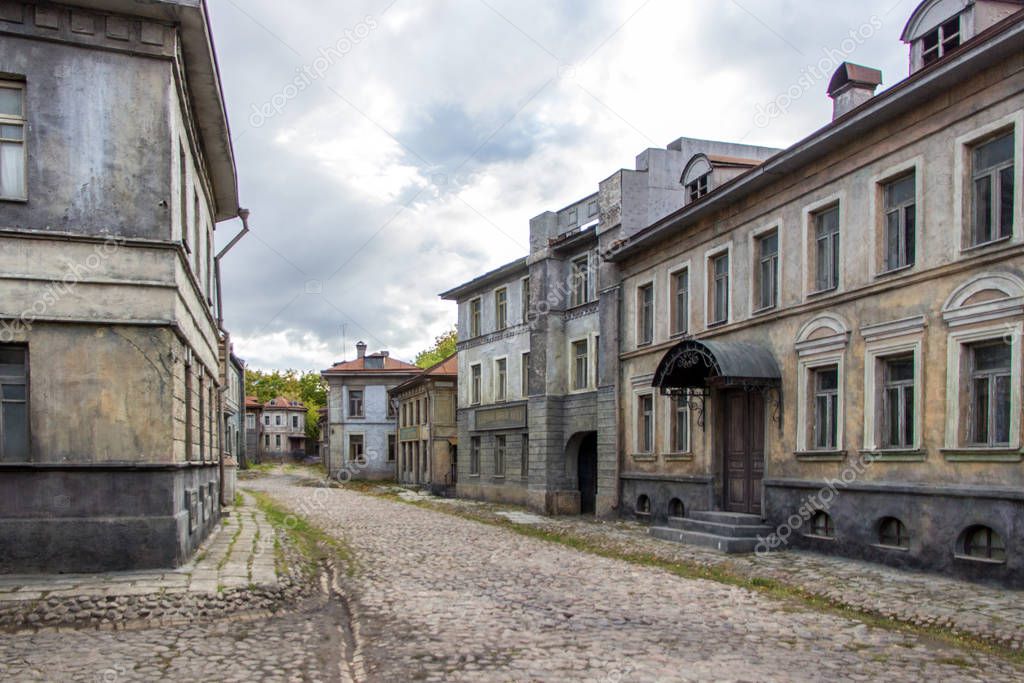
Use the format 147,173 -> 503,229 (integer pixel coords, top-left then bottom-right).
687,173 -> 709,203
796,340 -> 847,456
878,517 -> 910,550
807,511 -> 835,539
494,287 -> 508,331
668,395 -> 691,455
468,298 -> 482,338
520,433 -> 529,479
494,434 -> 506,478
635,391 -> 655,455
705,244 -> 731,328
494,357 -> 508,402
970,131 -> 1016,248
862,332 -> 924,455
348,388 -> 365,419
521,276 -> 531,324
669,264 -> 690,337
812,204 -> 841,294
920,14 -> 961,67
636,282 -> 654,347
570,254 -> 591,307
0,80 -> 27,202
469,436 -> 481,476
521,352 -> 530,398
470,363 -> 482,406
0,345 -> 29,462
571,338 -> 589,392
751,226 -> 780,313
348,433 -> 365,464
967,341 -> 1012,448
954,114 -> 1022,254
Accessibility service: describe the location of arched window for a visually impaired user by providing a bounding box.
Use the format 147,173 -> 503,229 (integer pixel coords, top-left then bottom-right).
878,517 -> 909,549
809,511 -> 834,538
636,494 -> 652,517
681,154 -> 713,203
668,498 -> 685,518
960,525 -> 1006,562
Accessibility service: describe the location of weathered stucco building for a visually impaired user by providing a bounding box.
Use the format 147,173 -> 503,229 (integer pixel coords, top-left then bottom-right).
0,0 -> 244,572
322,342 -> 419,481
390,354 -> 457,494
259,396 -> 307,460
608,0 -> 1024,586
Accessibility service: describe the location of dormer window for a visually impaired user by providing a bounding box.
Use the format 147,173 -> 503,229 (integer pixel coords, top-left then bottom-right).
681,153 -> 715,205
687,174 -> 709,203
921,16 -> 961,66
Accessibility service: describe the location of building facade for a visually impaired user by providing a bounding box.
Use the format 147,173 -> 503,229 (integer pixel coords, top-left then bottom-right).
322,342 -> 419,480
608,0 -> 1024,586
260,396 -> 307,460
390,354 -> 458,494
0,0 -> 243,572
244,396 -> 264,464
221,349 -> 245,500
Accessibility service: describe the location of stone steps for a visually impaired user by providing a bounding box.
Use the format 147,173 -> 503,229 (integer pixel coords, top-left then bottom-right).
650,510 -> 776,554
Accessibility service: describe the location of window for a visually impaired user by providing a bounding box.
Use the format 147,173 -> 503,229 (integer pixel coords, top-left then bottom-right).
349,389 -> 364,418
878,517 -> 909,549
521,434 -> 529,479
292,415 -> 299,430
349,434 -> 365,464
495,358 -> 507,401
814,205 -> 840,292
521,352 -> 530,398
0,347 -> 28,461
971,132 -> 1015,246
636,495 -> 652,517
921,16 -> 961,66
365,356 -> 384,369
587,199 -> 598,217
809,511 -> 835,538
812,367 -> 839,451
672,397 -> 690,453
883,173 -> 916,271
756,231 -> 779,310
571,255 -> 590,307
387,398 -> 396,419
495,288 -> 508,331
275,414 -> 282,426
495,435 -> 506,476
567,207 -> 578,227
521,277 -> 531,324
637,394 -> 654,453
687,174 -> 709,202
263,415 -> 270,426
275,434 -> 281,447
960,525 -> 1006,562
415,399 -> 421,425
709,252 -> 729,325
668,498 -> 684,518
637,283 -> 654,345
672,269 -> 689,335
881,356 -> 915,449
470,436 -> 481,475
388,434 -> 396,462
572,340 -> 589,391
179,144 -> 189,249
264,434 -> 269,447
470,364 -> 481,405
469,298 -> 482,337
0,83 -> 26,200
246,414 -> 254,429
968,341 -> 1012,446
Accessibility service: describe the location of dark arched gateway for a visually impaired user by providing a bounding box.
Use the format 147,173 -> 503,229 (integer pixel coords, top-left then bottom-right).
653,340 -> 781,516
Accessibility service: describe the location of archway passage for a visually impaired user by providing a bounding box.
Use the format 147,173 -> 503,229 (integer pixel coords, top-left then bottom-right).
576,432 -> 598,515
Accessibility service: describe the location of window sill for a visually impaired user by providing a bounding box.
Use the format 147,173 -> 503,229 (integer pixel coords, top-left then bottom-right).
751,305 -> 776,317
636,341 -> 653,349
468,474 -> 480,479
860,449 -> 927,462
670,330 -> 690,340
664,453 -> 694,462
870,543 -> 909,553
492,475 -> 505,481
631,453 -> 657,462
801,533 -> 836,542
875,263 -> 914,280
706,320 -> 728,329
794,450 -> 846,462
953,553 -> 1006,566
806,286 -> 839,299
0,196 -> 28,204
941,448 -> 1022,463
960,235 -> 1012,255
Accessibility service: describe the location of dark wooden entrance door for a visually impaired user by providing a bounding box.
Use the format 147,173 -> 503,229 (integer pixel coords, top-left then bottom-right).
577,433 -> 598,515
723,390 -> 765,515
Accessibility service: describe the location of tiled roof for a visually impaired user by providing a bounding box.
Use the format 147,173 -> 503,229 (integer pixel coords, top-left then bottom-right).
245,396 -> 263,409
265,396 -> 306,410
323,354 -> 420,374
390,354 -> 456,393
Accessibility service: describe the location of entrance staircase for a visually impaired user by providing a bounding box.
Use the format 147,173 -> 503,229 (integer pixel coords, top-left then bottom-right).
649,510 -> 776,554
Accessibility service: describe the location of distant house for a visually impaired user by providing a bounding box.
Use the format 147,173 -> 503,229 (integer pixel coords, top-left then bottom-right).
322,342 -> 420,480
390,354 -> 458,494
261,397 -> 308,460
244,396 -> 265,464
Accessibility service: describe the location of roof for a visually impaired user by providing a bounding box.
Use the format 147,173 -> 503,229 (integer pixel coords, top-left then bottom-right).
244,395 -> 262,409
67,0 -> 239,220
705,154 -> 765,169
440,257 -> 529,301
323,354 -> 421,375
264,396 -> 307,411
653,340 -> 781,391
610,8 -> 1024,262
389,354 -> 457,394
827,63 -> 884,97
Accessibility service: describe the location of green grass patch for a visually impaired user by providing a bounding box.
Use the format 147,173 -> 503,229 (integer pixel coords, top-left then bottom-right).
247,488 -> 353,577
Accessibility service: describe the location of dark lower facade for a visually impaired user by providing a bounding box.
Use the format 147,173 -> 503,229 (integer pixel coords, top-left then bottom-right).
0,463 -> 221,574
620,474 -> 714,524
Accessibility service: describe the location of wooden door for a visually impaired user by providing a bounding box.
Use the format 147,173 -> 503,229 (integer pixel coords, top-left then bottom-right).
723,391 -> 765,515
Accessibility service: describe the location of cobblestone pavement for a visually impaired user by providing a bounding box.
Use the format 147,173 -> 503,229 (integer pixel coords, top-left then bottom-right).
243,474 -> 1023,682
393,489 -> 1024,652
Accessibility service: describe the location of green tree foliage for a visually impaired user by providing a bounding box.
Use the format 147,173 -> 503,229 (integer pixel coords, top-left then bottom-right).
245,369 -> 327,442
415,327 -> 457,368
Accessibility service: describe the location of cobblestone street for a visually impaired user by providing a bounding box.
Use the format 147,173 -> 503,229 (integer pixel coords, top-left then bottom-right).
1,472 -> 1022,682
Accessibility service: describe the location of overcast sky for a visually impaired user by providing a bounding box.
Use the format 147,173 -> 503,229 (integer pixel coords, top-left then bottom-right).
209,0 -> 916,371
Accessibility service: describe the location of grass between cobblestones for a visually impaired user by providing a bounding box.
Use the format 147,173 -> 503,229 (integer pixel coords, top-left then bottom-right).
248,489 -> 354,578
354,485 -> 1024,667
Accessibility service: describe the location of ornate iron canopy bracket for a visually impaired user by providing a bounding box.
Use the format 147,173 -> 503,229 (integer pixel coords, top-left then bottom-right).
662,386 -> 711,431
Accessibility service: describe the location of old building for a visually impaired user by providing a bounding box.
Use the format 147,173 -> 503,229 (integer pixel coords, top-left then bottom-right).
390,354 -> 458,494
260,397 -> 307,460
0,0 -> 244,572
322,342 -> 419,480
221,349 -> 245,499
244,395 -> 265,464
606,0 -> 1024,586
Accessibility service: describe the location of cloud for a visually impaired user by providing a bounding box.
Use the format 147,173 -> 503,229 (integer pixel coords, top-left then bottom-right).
209,0 -> 911,371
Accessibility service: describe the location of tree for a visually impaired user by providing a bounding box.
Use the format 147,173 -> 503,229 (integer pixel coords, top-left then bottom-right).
245,369 -> 328,442
415,327 -> 457,368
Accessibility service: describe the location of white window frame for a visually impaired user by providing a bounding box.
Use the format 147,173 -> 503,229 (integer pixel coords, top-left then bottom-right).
954,112 -> 1023,254
795,315 -> 850,455
571,254 -> 591,307
347,432 -> 365,465
470,363 -> 482,406
568,336 -> 592,393
468,298 -> 482,338
869,158 -> 924,279
862,333 -> 924,453
664,395 -> 691,455
0,80 -> 27,202
494,287 -> 508,331
636,281 -> 655,347
521,351 -> 530,398
801,193 -> 845,299
668,259 -> 692,338
748,220 -> 783,315
704,242 -> 732,328
493,356 -> 508,402
633,390 -> 656,455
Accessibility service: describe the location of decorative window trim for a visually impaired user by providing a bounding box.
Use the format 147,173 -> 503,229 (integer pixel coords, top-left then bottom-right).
469,363 -> 482,406
636,280 -> 655,347
941,272 -> 1024,327
943,321 -> 1022,451
862,337 -> 924,453
633,388 -> 656,456
869,157 -> 924,279
493,286 -> 509,332
493,356 -> 508,403
801,192 -> 845,300
468,297 -> 483,338
704,241 -> 733,329
567,335 -> 593,394
795,313 -> 851,357
953,111 -> 1023,254
667,258 -> 692,338
796,350 -> 847,454
0,80 -> 28,203
748,219 -> 783,315
663,393 -> 692,456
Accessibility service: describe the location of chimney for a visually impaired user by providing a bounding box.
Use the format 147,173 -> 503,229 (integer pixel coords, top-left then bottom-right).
356,341 -> 367,359
828,63 -> 882,120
